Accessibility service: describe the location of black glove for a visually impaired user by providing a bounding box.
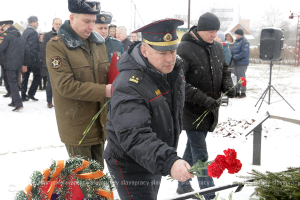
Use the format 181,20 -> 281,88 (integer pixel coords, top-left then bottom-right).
226,87 -> 236,98
203,97 -> 220,112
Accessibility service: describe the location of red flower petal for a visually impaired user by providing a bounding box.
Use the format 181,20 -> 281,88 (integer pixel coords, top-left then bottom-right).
240,77 -> 247,87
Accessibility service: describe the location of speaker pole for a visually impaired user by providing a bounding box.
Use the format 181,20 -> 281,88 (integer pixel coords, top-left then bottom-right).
268,61 -> 272,105
255,61 -> 295,112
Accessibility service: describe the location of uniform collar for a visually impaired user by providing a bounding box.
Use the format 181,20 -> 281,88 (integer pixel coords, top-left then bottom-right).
57,20 -> 105,50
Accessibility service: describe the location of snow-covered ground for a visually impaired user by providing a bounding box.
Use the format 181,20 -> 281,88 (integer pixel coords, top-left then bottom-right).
1,63 -> 300,199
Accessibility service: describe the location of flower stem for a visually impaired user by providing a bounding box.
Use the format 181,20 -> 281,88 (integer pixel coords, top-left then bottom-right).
79,100 -> 110,145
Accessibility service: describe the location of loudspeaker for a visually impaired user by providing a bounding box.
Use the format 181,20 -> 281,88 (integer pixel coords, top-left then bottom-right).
260,28 -> 284,61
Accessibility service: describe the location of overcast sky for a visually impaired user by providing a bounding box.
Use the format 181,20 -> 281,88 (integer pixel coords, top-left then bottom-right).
2,0 -> 299,33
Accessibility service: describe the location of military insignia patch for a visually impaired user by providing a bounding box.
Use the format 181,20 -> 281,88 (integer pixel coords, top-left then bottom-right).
0,37 -> 3,44
163,33 -> 172,42
101,16 -> 106,21
155,89 -> 161,96
51,56 -> 62,69
93,5 -> 97,10
129,75 -> 139,84
3,33 -> 7,36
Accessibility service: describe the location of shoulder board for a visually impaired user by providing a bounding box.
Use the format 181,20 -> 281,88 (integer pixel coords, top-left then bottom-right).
129,70 -> 143,85
50,35 -> 61,41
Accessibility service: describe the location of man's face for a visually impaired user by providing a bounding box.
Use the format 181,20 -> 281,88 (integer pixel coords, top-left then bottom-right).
39,34 -> 44,42
235,34 -> 242,40
109,27 -> 116,37
116,29 -> 126,41
130,33 -> 138,41
52,19 -> 62,32
198,30 -> 217,44
141,43 -> 176,74
70,13 -> 96,40
94,24 -> 109,39
31,21 -> 39,29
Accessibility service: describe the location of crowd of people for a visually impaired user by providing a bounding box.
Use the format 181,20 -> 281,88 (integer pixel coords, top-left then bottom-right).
0,0 -> 250,199
0,11 -> 141,111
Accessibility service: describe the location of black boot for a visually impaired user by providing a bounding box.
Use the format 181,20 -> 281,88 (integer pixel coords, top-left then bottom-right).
3,92 -> 11,97
239,93 -> 246,98
27,95 -> 39,101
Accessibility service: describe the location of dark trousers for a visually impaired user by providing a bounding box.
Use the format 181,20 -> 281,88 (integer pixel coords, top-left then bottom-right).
6,69 -> 23,108
1,66 -> 11,94
46,73 -> 53,103
39,76 -> 47,89
106,157 -> 162,200
179,130 -> 215,200
21,66 -> 41,99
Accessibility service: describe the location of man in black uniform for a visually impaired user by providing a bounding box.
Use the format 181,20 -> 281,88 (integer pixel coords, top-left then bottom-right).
21,16 -> 41,101
104,19 -> 194,200
0,20 -> 26,111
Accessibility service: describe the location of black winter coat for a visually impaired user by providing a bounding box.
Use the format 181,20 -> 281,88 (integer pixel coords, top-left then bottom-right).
0,26 -> 26,71
178,26 -> 233,132
42,28 -> 57,69
103,42 -> 185,176
22,26 -> 40,68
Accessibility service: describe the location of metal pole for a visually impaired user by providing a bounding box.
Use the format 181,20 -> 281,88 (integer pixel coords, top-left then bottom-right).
296,15 -> 300,66
253,123 -> 262,165
188,0 -> 191,29
268,61 -> 273,105
134,4 -> 137,30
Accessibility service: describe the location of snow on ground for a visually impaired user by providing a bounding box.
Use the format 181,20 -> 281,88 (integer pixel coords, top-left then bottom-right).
1,64 -> 300,199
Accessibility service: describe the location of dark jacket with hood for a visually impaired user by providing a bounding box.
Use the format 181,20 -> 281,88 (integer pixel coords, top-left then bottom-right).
0,25 -> 26,71
178,26 -> 233,132
231,36 -> 250,66
103,42 -> 185,176
22,25 -> 40,67
42,28 -> 58,69
121,37 -> 132,51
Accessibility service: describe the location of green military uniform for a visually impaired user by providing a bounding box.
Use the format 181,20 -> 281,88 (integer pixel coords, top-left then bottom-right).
46,20 -> 109,167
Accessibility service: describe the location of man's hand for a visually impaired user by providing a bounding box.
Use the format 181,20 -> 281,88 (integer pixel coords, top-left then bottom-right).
226,87 -> 236,98
22,66 -> 27,73
170,159 -> 194,182
106,84 -> 112,98
203,97 -> 220,112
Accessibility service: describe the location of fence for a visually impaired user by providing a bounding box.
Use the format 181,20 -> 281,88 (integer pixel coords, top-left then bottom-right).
249,47 -> 297,65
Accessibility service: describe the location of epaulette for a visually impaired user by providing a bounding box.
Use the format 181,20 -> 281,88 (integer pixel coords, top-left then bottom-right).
128,70 -> 143,85
50,35 -> 61,41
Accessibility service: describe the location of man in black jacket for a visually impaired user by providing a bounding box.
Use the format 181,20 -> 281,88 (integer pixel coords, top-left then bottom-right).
0,20 -> 26,111
21,16 -> 41,101
103,19 -> 194,199
42,18 -> 62,108
176,13 -> 235,199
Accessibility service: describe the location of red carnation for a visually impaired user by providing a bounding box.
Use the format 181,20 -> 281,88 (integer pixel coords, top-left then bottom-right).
207,161 -> 224,179
107,52 -> 119,84
240,77 -> 247,87
227,159 -> 242,174
214,155 -> 228,170
224,148 -> 237,165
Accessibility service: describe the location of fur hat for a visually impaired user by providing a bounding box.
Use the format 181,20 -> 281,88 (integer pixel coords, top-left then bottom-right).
96,11 -> 112,24
234,28 -> 244,36
68,0 -> 100,14
28,16 -> 38,23
197,12 -> 220,31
